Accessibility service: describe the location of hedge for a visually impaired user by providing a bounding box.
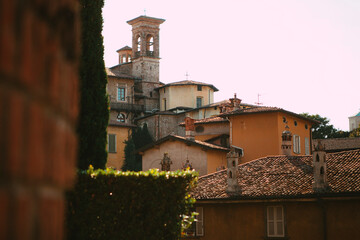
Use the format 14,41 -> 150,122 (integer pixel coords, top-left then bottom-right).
66,167 -> 198,240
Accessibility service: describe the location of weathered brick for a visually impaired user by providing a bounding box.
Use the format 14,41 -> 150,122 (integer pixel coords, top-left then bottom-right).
39,194 -> 64,240
0,0 -> 15,76
19,10 -> 34,86
0,188 -> 9,240
26,102 -> 45,181
8,91 -> 25,178
13,190 -> 32,240
65,128 -> 77,188
50,120 -> 67,187
49,55 -> 61,107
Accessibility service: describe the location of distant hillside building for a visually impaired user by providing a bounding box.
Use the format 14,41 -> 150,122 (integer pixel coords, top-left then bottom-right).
349,110 -> 360,131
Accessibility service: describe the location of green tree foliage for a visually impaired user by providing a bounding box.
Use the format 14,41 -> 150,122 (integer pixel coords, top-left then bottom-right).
77,0 -> 109,169
301,113 -> 352,139
66,167 -> 198,240
122,123 -> 154,171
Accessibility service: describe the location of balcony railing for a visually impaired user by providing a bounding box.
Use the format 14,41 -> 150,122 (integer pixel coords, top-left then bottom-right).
110,102 -> 144,113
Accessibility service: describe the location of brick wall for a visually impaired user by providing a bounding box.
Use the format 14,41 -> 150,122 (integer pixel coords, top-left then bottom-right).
0,0 -> 80,239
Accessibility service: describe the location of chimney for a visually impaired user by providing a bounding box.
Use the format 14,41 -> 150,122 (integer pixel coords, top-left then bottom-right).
312,141 -> 328,192
230,93 -> 242,111
226,149 -> 241,194
281,124 -> 292,156
185,115 -> 195,141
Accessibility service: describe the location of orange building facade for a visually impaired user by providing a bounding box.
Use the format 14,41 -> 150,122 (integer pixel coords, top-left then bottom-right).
223,107 -> 317,163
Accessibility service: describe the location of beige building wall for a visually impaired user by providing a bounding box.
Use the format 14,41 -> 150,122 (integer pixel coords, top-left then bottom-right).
349,115 -> 360,131
142,141 -> 209,176
159,85 -> 215,111
107,126 -> 131,170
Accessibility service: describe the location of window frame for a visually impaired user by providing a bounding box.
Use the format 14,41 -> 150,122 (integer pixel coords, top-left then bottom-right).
117,113 -> 126,123
108,134 -> 116,153
266,206 -> 285,238
293,134 -> 301,154
197,85 -> 202,91
196,97 -> 203,108
305,137 -> 310,155
117,87 -> 126,102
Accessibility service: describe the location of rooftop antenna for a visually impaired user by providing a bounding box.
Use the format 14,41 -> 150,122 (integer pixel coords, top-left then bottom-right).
255,93 -> 263,106
185,71 -> 190,80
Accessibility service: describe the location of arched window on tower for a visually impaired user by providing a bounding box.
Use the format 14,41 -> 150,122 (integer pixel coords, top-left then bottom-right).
136,35 -> 141,57
146,35 -> 154,56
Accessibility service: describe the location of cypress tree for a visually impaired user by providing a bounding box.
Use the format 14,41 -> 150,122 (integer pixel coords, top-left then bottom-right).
122,124 -> 154,171
77,0 -> 109,170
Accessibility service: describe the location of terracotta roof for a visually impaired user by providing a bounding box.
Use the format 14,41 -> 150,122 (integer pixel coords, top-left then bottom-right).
220,106 -> 318,125
106,68 -> 140,80
116,46 -> 132,52
192,149 -> 360,200
156,80 -> 219,92
313,138 -> 360,152
179,117 -> 228,126
137,134 -> 230,153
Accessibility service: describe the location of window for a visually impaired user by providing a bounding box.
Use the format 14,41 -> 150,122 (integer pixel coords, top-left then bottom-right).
293,135 -> 300,154
136,36 -> 141,51
196,207 -> 204,236
117,87 -> 125,101
108,134 -> 116,153
196,97 -> 202,108
184,207 -> 204,237
294,120 -> 298,126
122,55 -> 126,63
117,113 -> 125,123
195,126 -> 204,133
146,35 -> 154,52
267,206 -> 285,237
163,98 -> 167,111
197,85 -> 202,91
305,137 -> 310,155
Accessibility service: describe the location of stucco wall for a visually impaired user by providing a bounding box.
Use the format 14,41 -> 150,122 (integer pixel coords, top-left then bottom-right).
194,199 -> 360,240
231,112 -> 313,163
207,150 -> 227,173
276,112 -> 313,156
159,85 -> 214,111
231,112 -> 280,163
142,141 -> 208,176
107,126 -> 131,170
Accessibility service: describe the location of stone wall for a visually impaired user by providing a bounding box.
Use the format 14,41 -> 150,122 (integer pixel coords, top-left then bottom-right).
0,0 -> 80,239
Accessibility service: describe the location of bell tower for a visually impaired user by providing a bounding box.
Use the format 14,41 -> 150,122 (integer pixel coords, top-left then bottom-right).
127,16 -> 165,112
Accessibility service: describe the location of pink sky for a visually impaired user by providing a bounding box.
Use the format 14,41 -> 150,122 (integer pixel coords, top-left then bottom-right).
102,0 -> 360,131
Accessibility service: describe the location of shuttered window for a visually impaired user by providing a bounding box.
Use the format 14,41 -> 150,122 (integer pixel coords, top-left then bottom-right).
196,207 -> 204,236
267,206 -> 284,237
293,135 -> 301,154
108,134 -> 116,153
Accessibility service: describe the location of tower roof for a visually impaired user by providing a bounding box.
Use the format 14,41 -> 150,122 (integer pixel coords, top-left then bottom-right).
156,80 -> 219,92
116,46 -> 132,52
127,15 -> 165,26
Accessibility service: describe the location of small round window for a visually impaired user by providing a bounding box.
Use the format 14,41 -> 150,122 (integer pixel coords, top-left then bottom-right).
195,126 -> 204,133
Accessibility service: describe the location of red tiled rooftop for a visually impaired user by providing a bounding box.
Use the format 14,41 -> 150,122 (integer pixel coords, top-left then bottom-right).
192,149 -> 360,200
